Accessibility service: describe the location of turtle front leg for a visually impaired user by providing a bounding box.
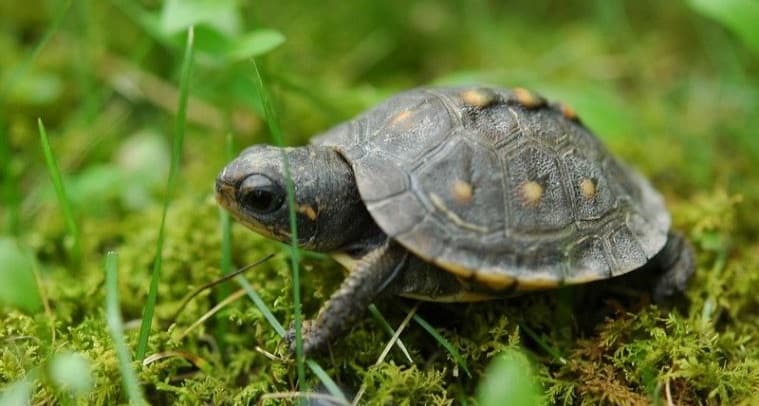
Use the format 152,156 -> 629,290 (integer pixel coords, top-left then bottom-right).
287,241 -> 407,354
651,231 -> 696,302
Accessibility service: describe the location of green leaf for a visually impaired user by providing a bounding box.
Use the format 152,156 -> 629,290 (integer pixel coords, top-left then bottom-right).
49,352 -> 93,396
226,30 -> 285,61
0,238 -> 42,313
190,25 -> 235,58
689,0 -> 759,51
477,348 -> 542,406
160,0 -> 241,37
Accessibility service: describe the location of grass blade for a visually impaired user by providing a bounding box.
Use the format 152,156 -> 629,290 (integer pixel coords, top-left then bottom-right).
352,305 -> 418,406
412,313 -> 471,377
38,119 -> 81,265
368,304 -> 413,364
306,360 -> 349,405
170,254 -> 275,323
135,25 -> 195,361
249,60 -> 306,389
105,251 -> 147,405
2,2 -> 70,236
235,276 -> 287,338
518,322 -> 567,365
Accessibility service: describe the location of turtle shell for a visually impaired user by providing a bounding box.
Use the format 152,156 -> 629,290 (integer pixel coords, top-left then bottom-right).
311,87 -> 670,291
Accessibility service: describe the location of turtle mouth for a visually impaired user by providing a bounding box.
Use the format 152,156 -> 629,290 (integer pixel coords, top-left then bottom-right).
214,176 -> 319,249
215,178 -> 236,209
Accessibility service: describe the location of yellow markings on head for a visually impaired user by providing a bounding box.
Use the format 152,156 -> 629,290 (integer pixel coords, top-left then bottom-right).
579,178 -> 597,200
512,87 -> 544,109
451,179 -> 473,205
297,204 -> 318,221
519,180 -> 544,207
390,110 -> 413,126
559,103 -> 577,120
460,88 -> 496,108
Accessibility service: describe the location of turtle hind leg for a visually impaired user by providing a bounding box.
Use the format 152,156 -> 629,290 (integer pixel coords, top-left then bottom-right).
650,231 -> 696,303
286,240 -> 407,354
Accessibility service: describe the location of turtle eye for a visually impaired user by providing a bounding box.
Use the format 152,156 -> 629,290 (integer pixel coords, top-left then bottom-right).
239,174 -> 285,214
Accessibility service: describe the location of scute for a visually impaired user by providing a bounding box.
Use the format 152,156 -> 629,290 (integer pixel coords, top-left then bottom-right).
415,138 -> 505,233
503,144 -> 573,232
311,86 -> 671,288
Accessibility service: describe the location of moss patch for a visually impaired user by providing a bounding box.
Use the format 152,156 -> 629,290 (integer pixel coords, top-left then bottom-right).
2,1 -> 758,404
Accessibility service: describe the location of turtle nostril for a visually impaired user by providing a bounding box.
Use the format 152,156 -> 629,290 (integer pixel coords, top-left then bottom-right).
214,177 -> 236,205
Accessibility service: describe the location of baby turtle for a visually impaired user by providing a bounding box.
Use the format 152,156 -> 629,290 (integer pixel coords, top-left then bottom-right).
215,86 -> 695,353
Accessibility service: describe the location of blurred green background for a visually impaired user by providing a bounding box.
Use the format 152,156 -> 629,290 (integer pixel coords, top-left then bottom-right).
1,0 -> 758,404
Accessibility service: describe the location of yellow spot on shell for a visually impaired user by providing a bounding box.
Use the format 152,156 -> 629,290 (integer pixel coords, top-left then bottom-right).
520,181 -> 544,207
390,110 -> 413,125
460,88 -> 496,107
451,180 -> 473,205
298,204 -> 317,221
560,103 -> 577,120
512,87 -> 544,109
579,178 -> 597,199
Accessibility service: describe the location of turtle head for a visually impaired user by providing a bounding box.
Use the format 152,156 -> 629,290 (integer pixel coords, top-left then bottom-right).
215,144 -> 376,252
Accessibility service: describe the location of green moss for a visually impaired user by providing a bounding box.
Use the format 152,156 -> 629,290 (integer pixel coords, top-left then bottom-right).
2,0 -> 759,404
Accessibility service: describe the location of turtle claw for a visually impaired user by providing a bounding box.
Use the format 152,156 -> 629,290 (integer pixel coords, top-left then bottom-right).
285,320 -> 316,355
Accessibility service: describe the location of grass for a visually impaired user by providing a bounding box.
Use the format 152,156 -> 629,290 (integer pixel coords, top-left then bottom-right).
38,119 -> 81,265
104,252 -> 146,405
1,1 -> 758,404
412,313 -> 471,378
249,59 -> 307,391
135,25 -> 195,361
306,360 -> 349,404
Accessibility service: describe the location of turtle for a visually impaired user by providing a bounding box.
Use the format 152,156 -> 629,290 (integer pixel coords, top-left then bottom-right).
215,86 -> 695,354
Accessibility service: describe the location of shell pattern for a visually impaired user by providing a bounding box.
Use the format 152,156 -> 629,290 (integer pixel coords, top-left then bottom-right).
312,87 -> 670,290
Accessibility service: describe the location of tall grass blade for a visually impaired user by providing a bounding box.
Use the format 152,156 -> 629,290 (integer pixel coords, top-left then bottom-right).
135,26 -> 195,361
235,276 -> 287,338
105,251 -> 147,405
368,304 -> 413,364
38,119 -> 81,264
250,60 -> 307,390
2,2 -> 70,236
412,313 -> 471,377
519,322 -> 567,365
306,360 -> 349,405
